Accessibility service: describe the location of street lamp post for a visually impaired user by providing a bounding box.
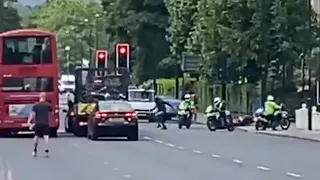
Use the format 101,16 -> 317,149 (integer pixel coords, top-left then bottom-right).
95,13 -> 100,50
65,46 -> 71,73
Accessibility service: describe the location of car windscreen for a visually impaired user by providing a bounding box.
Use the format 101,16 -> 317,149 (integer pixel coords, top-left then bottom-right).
128,91 -> 154,102
98,101 -> 132,112
61,80 -> 74,85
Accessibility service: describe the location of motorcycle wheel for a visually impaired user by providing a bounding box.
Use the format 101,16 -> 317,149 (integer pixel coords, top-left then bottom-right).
255,120 -> 266,131
280,118 -> 290,130
226,116 -> 234,131
206,118 -> 217,131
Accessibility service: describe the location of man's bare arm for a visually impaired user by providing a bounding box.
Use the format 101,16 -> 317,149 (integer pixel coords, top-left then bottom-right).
27,112 -> 35,124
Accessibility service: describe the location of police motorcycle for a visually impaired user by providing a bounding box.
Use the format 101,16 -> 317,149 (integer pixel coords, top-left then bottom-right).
205,105 -> 234,131
177,102 -> 192,129
254,106 -> 290,130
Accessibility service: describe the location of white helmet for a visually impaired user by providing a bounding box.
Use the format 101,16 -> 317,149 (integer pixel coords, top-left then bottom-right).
213,97 -> 221,105
184,94 -> 191,99
267,95 -> 274,101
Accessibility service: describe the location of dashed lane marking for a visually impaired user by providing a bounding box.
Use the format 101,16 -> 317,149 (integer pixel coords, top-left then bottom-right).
193,150 -> 201,154
72,143 -> 80,148
155,140 -> 163,144
104,162 -> 108,165
113,168 -> 119,171
286,172 -> 302,178
178,146 -> 185,150
232,159 -> 243,164
124,175 -> 131,178
211,154 -> 221,158
143,136 -> 152,140
166,143 -> 175,147
256,166 -> 270,171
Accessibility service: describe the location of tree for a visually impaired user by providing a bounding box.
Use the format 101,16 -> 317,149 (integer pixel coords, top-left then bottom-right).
102,0 -> 170,83
2,4 -> 21,31
27,0 -> 107,66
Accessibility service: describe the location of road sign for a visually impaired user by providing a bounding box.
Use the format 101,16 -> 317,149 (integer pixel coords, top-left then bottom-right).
181,54 -> 200,72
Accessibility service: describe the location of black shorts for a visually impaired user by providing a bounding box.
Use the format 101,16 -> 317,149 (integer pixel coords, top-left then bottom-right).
34,124 -> 50,137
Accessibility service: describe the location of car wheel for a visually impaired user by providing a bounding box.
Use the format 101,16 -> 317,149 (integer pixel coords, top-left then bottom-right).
72,120 -> 86,137
128,124 -> 139,141
50,128 -> 58,137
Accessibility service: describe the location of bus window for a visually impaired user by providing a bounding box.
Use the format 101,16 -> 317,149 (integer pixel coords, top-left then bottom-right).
1,77 -> 54,92
2,37 -> 52,65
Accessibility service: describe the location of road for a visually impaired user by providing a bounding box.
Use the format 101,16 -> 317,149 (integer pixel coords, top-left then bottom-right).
0,94 -> 319,180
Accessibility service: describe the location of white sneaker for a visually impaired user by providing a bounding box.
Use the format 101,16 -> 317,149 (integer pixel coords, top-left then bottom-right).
32,151 -> 37,157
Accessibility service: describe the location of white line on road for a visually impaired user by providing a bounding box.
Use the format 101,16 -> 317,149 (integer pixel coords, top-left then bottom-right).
5,160 -> 13,180
0,158 -> 4,180
193,150 -> 201,154
211,154 -> 221,158
72,143 -> 80,148
113,168 -> 119,171
104,162 -> 108,165
178,146 -> 185,150
286,172 -> 302,178
155,140 -> 163,144
166,143 -> 175,147
256,166 -> 270,171
233,159 -> 243,164
143,136 -> 152,140
124,175 -> 131,178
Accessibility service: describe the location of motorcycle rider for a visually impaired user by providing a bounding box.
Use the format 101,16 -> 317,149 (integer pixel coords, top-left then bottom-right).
264,95 -> 281,130
206,97 -> 227,126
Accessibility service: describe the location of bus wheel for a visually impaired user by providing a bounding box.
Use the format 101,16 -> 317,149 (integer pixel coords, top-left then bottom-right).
50,128 -> 58,138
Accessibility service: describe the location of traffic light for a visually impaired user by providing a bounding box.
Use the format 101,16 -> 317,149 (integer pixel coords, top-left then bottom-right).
95,50 -> 108,76
116,43 -> 130,74
96,50 -> 108,68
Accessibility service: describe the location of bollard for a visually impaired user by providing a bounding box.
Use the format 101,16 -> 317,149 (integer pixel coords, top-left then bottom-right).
308,98 -> 312,130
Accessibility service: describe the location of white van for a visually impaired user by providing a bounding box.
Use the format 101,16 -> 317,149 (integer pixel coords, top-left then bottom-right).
59,74 -> 75,94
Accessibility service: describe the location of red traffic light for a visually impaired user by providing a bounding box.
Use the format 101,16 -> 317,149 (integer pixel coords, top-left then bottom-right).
116,44 -> 129,56
96,50 -> 108,61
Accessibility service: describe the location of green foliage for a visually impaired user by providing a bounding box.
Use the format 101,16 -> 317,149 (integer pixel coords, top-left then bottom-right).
102,0 -> 170,83
3,5 -> 21,31
25,0 -> 107,66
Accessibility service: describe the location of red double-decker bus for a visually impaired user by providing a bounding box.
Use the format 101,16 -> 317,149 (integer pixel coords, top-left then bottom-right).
0,29 -> 60,137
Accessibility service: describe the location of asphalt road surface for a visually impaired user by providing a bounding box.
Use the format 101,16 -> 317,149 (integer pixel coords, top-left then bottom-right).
0,94 -> 319,180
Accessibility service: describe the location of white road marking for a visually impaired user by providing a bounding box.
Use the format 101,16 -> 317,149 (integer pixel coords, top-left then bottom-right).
211,154 -> 221,158
178,146 -> 185,150
166,143 -> 175,147
0,158 -> 4,180
104,162 -> 108,165
286,172 -> 302,178
124,175 -> 131,178
5,160 -> 13,180
72,142 -> 80,148
232,159 -> 243,164
143,136 -> 152,140
155,140 -> 163,144
257,166 -> 270,171
113,168 -> 119,171
193,150 -> 201,154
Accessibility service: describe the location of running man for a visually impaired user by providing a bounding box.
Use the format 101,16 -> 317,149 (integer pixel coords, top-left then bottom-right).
27,92 -> 52,157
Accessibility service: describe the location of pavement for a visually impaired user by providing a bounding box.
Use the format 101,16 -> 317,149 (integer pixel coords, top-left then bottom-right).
237,125 -> 320,142
0,94 -> 320,180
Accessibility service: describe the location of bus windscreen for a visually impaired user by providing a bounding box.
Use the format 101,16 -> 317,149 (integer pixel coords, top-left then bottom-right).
2,36 -> 52,65
1,77 -> 54,92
